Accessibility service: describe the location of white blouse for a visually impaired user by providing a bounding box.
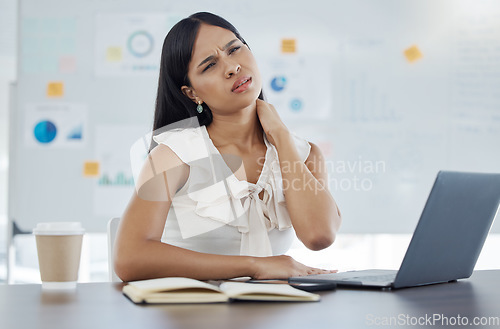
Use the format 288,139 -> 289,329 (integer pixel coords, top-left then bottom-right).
153,125 -> 311,257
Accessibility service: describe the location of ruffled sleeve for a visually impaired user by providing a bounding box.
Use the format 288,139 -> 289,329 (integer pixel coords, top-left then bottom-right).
292,133 -> 311,162
153,127 -> 210,164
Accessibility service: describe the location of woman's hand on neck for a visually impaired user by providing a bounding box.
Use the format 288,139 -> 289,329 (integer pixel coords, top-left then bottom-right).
255,99 -> 290,146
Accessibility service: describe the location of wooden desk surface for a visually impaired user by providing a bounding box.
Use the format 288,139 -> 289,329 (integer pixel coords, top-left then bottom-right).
1,270 -> 499,329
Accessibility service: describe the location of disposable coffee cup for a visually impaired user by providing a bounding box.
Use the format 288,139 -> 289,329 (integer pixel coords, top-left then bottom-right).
33,222 -> 85,290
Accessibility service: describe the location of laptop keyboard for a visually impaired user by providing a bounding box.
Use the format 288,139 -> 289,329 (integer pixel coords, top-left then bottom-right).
346,274 -> 397,282
306,272 -> 396,283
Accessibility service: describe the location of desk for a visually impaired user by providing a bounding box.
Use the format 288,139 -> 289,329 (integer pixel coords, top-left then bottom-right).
1,270 -> 499,329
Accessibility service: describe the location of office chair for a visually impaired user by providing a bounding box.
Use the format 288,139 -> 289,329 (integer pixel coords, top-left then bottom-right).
107,217 -> 122,282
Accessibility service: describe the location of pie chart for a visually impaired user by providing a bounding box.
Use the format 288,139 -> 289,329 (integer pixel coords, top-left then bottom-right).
34,120 -> 57,143
270,76 -> 287,92
127,31 -> 154,58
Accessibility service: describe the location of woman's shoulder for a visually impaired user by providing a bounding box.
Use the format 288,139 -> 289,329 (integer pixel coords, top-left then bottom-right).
149,142 -> 186,167
134,143 -> 189,200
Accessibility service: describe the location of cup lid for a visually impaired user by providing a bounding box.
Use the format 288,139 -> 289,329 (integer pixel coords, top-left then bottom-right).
33,222 -> 85,235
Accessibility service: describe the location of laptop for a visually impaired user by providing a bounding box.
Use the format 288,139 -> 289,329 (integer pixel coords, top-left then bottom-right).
289,171 -> 500,289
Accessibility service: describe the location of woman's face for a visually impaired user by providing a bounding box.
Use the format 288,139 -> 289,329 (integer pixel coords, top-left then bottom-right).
182,23 -> 262,115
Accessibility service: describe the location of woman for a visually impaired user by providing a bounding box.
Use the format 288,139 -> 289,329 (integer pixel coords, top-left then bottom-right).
114,12 -> 342,282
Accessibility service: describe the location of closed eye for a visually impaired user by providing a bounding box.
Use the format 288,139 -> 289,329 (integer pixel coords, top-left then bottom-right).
202,62 -> 216,72
228,46 -> 241,55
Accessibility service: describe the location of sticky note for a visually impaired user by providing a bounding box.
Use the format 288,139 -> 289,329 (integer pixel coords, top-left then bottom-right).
106,47 -> 123,62
47,82 -> 64,97
281,39 -> 297,53
83,161 -> 100,177
404,45 -> 423,63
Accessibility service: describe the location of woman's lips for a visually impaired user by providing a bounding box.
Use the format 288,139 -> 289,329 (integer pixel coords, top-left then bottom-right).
232,77 -> 252,93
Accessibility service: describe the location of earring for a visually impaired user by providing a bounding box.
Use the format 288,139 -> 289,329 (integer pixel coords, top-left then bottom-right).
196,101 -> 203,113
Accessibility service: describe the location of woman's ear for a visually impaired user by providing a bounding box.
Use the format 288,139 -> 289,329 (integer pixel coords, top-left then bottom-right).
181,86 -> 198,103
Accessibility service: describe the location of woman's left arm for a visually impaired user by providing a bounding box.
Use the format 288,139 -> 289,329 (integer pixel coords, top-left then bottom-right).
256,99 -> 342,250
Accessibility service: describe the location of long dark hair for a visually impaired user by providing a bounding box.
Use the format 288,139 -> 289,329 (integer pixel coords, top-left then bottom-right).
150,12 -> 265,150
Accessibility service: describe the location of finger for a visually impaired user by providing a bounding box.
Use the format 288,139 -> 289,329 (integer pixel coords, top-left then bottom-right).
308,267 -> 338,274
255,98 -> 268,108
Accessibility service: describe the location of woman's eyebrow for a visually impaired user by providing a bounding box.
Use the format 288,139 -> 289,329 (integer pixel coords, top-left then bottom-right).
197,39 -> 239,68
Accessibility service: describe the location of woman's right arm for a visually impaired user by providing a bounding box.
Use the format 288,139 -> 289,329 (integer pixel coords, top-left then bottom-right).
114,144 -> 334,282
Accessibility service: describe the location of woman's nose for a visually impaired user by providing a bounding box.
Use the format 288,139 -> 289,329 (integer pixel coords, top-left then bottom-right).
225,60 -> 241,78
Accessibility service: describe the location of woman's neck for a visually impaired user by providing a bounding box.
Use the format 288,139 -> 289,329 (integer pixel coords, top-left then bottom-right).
206,104 -> 263,151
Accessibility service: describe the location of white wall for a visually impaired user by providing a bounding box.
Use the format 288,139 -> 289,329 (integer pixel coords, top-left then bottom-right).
10,0 -> 500,234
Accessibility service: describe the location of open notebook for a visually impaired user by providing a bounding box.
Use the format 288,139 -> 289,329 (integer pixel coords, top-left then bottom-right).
122,277 -> 320,304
